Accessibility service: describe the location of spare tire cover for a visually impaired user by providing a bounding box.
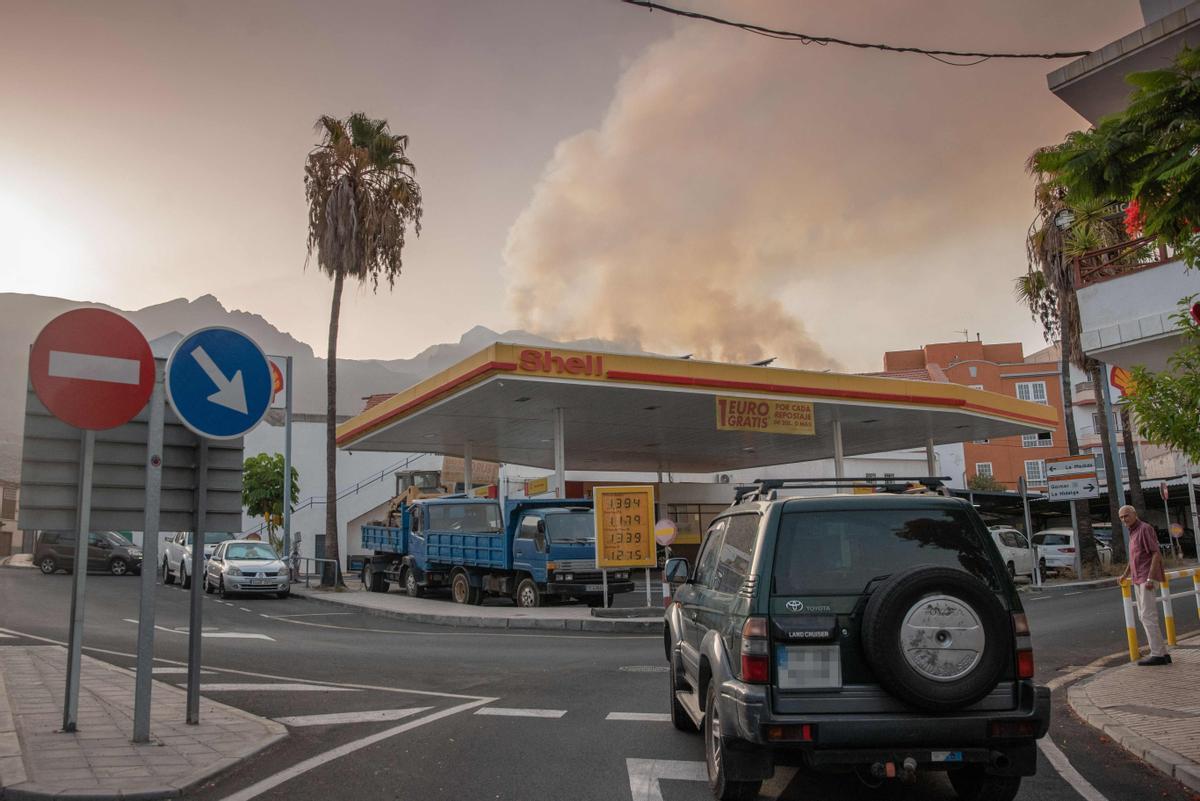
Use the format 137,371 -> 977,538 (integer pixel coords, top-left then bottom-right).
860,565 -> 1010,712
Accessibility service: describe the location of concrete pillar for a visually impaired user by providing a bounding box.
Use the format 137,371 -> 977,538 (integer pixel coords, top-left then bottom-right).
926,438 -> 937,476
554,408 -> 566,498
463,441 -> 473,494
832,419 -> 845,481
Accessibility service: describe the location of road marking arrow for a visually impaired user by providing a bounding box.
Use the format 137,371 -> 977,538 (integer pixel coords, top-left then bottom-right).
191,345 -> 248,414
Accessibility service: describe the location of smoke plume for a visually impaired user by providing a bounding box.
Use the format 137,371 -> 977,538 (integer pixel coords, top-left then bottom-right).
505,1 -> 1118,370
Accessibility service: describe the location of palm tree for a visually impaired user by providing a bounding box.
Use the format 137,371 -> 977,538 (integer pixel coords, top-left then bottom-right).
305,113 -> 423,586
1021,156 -> 1154,567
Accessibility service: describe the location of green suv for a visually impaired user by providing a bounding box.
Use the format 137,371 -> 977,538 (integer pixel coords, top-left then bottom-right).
663,480 -> 1049,801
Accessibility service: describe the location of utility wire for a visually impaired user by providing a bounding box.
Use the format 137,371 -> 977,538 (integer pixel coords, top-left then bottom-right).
621,0 -> 1091,66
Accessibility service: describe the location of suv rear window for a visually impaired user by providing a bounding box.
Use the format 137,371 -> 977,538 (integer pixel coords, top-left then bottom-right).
1034,533 -> 1069,546
773,507 -> 999,596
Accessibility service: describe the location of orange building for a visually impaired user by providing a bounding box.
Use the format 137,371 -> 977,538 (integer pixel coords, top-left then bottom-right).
879,341 -> 1069,491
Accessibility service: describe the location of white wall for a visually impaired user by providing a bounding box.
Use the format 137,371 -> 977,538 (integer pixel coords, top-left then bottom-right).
242,418 -> 440,563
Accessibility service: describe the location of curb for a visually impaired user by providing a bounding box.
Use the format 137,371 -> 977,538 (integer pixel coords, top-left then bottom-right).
1066,671 -> 1200,793
1024,576 -> 1122,593
289,589 -> 663,633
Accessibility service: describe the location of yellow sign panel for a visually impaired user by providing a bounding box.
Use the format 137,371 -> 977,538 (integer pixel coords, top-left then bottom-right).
524,477 -> 550,496
594,485 -> 657,568
715,396 -> 814,435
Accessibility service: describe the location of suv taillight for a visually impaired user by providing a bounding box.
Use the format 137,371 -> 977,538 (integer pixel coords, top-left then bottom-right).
1012,612 -> 1034,679
741,617 -> 770,683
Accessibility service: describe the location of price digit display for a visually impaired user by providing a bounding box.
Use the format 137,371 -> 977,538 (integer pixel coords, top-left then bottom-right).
594,486 -> 657,568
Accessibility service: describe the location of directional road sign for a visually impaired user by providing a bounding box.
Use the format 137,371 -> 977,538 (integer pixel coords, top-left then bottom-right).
1045,455 -> 1097,478
29,308 -> 154,430
166,327 -> 272,440
1046,454 -> 1100,501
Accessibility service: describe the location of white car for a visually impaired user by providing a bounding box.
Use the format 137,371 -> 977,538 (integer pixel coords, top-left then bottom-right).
988,526 -> 1034,579
161,532 -> 236,589
1032,528 -> 1077,574
204,540 -> 290,599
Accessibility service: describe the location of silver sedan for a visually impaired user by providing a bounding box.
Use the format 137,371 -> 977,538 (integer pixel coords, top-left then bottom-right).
204,540 -> 290,599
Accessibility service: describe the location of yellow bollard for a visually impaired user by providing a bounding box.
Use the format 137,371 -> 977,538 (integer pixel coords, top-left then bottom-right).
1121,579 -> 1140,662
1161,578 -> 1178,646
1193,572 -> 1200,623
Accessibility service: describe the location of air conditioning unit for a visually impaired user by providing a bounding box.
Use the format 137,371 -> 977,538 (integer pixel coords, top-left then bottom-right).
717,473 -> 732,484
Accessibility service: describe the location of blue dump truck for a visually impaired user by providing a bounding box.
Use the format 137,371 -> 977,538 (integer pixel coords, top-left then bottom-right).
359,497 -> 635,607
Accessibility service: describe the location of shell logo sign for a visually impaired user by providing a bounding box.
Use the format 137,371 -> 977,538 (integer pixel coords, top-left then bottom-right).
715,396 -> 815,435
1110,365 -> 1134,398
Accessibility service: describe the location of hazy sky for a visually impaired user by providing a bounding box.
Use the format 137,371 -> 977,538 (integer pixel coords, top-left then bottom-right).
1,1 -> 1140,372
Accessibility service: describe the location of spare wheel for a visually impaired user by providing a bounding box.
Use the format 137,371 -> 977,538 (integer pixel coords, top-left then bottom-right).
860,565 -> 1010,712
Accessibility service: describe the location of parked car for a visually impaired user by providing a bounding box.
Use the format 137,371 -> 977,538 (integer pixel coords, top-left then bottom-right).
1031,528 -> 1075,575
204,540 -> 290,599
664,481 -> 1048,801
35,531 -> 143,576
161,532 -> 236,589
988,526 -> 1034,579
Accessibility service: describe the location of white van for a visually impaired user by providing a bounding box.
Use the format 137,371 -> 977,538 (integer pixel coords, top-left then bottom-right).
988,526 -> 1034,579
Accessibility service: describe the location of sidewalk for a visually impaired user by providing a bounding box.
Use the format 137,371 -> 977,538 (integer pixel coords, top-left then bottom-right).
289,584 -> 664,632
0,646 -> 285,799
1068,643 -> 1200,793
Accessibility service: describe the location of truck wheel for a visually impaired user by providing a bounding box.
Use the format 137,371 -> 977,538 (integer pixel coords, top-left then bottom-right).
515,578 -> 541,608
451,571 -> 473,605
948,767 -> 1021,801
403,567 -> 424,598
704,682 -> 762,801
363,564 -> 388,593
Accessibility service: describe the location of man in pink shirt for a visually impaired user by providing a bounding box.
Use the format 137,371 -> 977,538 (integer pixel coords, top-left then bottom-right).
1119,505 -> 1171,666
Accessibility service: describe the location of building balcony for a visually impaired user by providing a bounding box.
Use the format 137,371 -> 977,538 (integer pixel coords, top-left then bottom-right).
1071,381 -> 1096,405
1072,237 -> 1195,372
1047,3 -> 1200,125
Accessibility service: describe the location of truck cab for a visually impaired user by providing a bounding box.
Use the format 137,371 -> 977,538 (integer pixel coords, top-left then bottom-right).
508,501 -> 635,607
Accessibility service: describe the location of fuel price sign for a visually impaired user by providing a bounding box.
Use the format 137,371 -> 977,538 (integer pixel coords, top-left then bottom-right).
594,485 -> 657,568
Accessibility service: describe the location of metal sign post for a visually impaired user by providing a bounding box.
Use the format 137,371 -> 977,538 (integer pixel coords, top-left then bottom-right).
187,440 -> 208,725
1070,502 -> 1082,579
1161,482 -> 1176,558
133,364 -> 166,743
1019,476 -> 1040,589
1188,470 -> 1199,563
62,429 -> 95,733
283,355 -> 294,573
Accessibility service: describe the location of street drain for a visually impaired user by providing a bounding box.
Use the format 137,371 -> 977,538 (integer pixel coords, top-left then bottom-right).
620,665 -> 668,673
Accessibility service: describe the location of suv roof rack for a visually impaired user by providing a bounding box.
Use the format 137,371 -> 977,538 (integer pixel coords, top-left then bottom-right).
732,476 -> 953,504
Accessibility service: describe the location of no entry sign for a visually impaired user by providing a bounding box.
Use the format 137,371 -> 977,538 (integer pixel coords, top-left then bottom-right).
29,309 -> 154,430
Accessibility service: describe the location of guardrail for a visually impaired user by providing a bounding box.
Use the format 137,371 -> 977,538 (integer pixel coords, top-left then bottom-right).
291,556 -> 344,588
1120,568 -> 1200,661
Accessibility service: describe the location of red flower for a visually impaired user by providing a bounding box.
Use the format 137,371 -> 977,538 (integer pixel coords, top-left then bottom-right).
1124,198 -> 1145,237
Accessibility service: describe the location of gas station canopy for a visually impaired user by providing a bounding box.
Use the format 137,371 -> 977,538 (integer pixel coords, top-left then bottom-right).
336,343 -> 1058,473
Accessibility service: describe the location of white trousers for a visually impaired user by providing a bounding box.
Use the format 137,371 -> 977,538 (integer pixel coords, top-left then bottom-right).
1134,581 -> 1168,657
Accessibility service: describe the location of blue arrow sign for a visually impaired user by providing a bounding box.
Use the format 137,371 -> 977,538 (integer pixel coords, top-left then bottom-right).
166,327 -> 272,439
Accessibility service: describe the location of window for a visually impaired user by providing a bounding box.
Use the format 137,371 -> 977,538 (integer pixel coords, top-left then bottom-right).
1,488 -> 15,520
1022,432 -> 1054,448
972,439 -> 990,445
712,514 -> 759,594
1025,459 -> 1047,484
517,516 -> 539,540
864,472 -> 877,480
772,508 -> 999,595
968,384 -> 985,391
1016,381 -> 1048,404
975,462 -> 993,477
425,502 -> 502,534
39,532 -> 59,545
693,519 -> 727,588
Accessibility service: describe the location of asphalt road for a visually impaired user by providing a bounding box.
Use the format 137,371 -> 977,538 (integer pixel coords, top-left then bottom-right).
1,567 -> 1197,801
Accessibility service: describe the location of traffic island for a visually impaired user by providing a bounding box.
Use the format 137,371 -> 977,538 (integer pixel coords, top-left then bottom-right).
1068,644 -> 1200,792
0,646 -> 286,800
288,584 -> 663,632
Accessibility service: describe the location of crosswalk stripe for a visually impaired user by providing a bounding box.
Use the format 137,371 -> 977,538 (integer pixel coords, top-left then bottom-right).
475,707 -> 566,718
152,667 -> 213,675
274,708 -> 433,727
185,683 -> 358,692
607,712 -> 670,722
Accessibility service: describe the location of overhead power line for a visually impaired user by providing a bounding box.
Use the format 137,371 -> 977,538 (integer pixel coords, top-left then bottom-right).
620,0 -> 1091,67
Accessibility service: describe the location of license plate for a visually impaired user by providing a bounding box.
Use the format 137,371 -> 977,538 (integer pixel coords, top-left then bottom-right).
585,584 -> 605,592
251,579 -> 271,586
776,645 -> 841,689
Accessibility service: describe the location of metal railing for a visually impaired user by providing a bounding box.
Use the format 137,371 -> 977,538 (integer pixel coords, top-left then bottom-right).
1119,568 -> 1200,661
246,453 -> 430,535
291,556 -> 344,588
1073,235 -> 1174,289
